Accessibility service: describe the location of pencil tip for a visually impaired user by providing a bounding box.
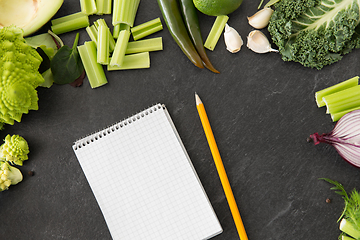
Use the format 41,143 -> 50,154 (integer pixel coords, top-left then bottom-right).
195,93 -> 202,105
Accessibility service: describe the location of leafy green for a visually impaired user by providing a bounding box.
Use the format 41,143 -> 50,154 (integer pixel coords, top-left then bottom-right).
268,0 -> 360,69
322,178 -> 360,239
50,33 -> 84,85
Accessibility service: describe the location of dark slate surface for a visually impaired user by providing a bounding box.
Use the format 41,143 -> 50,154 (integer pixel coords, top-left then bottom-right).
1,0 -> 360,239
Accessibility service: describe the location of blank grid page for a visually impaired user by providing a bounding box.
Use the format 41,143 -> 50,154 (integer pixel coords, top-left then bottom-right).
73,104 -> 222,240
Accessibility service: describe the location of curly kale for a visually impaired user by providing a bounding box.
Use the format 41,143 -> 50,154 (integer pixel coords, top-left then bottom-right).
268,0 -> 360,69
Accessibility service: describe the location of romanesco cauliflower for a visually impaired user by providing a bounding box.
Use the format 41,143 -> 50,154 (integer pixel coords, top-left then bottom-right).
0,161 -> 23,191
0,134 -> 29,166
0,26 -> 44,128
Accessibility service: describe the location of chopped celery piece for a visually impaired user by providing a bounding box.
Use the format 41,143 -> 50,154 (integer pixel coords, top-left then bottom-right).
113,0 -> 140,27
340,219 -> 360,239
96,19 -> 115,52
80,0 -> 97,15
131,18 -> 163,41
51,12 -> 89,35
78,41 -> 108,88
86,25 -> 98,45
97,25 -> 110,65
323,85 -> 360,107
126,37 -> 163,54
108,52 -> 150,70
109,30 -> 130,67
204,15 -> 229,51
315,76 -> 359,107
331,106 -> 360,122
342,235 -> 355,240
113,24 -> 131,39
96,0 -> 112,15
326,97 -> 360,114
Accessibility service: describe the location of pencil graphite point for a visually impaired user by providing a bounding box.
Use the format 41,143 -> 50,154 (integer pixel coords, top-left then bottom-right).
195,93 -> 202,105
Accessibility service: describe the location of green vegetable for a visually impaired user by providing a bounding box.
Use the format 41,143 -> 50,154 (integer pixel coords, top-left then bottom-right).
179,0 -> 219,73
204,15 -> 229,51
96,19 -> 116,52
78,41 -> 108,88
97,24 -> 110,65
157,0 -> 204,69
108,52 -> 150,70
126,37 -> 163,54
0,26 -> 44,127
80,0 -> 98,15
112,0 -> 140,27
110,30 -> 130,67
131,18 -> 163,41
0,134 -> 29,166
51,12 -> 90,35
322,178 -> 360,239
50,33 -> 84,85
315,76 -> 359,107
0,162 -> 23,191
96,0 -> 112,15
268,0 -> 360,69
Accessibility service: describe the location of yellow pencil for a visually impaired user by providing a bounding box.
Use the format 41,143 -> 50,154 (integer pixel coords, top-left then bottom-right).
195,93 -> 248,240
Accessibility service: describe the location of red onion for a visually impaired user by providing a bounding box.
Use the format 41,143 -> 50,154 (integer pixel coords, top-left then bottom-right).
309,109 -> 360,168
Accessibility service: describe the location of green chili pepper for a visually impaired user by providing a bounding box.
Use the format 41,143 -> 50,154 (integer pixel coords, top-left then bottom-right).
157,0 -> 204,69
178,0 -> 219,73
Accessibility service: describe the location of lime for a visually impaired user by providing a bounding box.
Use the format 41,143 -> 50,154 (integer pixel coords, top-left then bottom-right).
193,0 -> 243,16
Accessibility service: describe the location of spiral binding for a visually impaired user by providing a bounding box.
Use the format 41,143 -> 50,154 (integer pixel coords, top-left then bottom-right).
73,103 -> 164,150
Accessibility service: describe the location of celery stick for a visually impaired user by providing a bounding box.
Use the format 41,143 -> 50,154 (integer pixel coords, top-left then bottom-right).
326,97 -> 360,114
126,37 -> 162,54
339,219 -> 360,239
113,24 -> 121,39
78,41 -> 108,88
51,13 -> 89,35
204,15 -> 229,51
331,106 -> 360,121
96,19 -> 115,52
131,18 -> 163,41
80,0 -> 97,15
109,30 -> 130,67
113,0 -> 140,27
107,52 -> 150,70
86,25 -> 98,45
97,25 -> 110,65
315,76 -> 359,107
323,85 -> 360,106
51,12 -> 87,25
342,235 -> 355,240
96,0 -> 112,15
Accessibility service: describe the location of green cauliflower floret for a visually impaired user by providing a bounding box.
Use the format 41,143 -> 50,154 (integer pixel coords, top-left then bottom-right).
268,0 -> 360,69
0,134 -> 29,166
0,161 -> 23,191
0,26 -> 44,127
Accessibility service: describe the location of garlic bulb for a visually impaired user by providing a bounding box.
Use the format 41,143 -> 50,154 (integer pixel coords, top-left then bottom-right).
247,8 -> 274,29
247,30 -> 278,53
224,24 -> 243,53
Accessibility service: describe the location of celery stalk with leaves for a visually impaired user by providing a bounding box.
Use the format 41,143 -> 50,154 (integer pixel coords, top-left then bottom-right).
322,178 -> 360,239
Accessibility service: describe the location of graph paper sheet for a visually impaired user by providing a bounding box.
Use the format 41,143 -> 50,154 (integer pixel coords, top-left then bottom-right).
72,104 -> 222,240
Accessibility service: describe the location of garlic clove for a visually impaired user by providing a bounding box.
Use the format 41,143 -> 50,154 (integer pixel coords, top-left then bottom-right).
247,7 -> 274,29
246,30 -> 278,53
224,24 -> 243,53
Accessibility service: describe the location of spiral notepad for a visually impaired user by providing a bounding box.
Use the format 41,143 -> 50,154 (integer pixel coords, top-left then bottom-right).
72,104 -> 222,240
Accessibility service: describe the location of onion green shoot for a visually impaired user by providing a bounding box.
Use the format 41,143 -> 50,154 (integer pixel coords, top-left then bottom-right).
97,25 -> 110,65
109,30 -> 130,67
80,0 -> 97,15
315,76 -> 359,107
78,41 -> 108,88
126,37 -> 163,54
131,18 -> 163,41
96,0 -> 112,15
204,15 -> 229,51
108,52 -> 150,71
51,12 -> 89,35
